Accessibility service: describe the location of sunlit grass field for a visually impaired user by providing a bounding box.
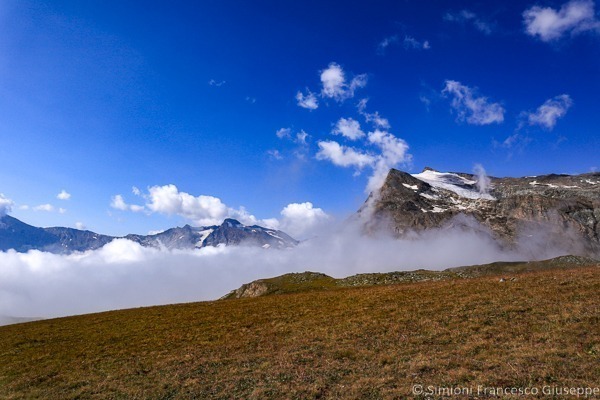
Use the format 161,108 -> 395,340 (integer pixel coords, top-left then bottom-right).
1,266 -> 598,399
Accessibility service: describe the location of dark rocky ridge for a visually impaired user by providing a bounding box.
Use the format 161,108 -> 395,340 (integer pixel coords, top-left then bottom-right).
361,168 -> 600,257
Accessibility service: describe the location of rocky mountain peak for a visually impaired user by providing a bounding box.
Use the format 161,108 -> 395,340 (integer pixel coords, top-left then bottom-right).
367,168 -> 600,257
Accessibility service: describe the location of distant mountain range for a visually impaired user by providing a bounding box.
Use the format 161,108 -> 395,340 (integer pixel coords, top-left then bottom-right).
0,216 -> 298,253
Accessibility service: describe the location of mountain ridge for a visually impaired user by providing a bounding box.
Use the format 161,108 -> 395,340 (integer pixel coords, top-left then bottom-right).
0,215 -> 298,253
361,168 -> 600,258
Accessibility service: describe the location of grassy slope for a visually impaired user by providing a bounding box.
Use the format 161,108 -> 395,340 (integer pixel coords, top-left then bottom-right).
222,255 -> 599,299
0,267 -> 599,399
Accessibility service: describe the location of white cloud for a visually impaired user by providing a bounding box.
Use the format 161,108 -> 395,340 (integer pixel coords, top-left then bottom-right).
366,130 -> 411,192
267,149 -> 283,160
110,195 -> 128,211
279,202 -> 330,238
316,141 -> 376,169
444,10 -> 493,34
403,36 -> 431,50
276,127 -> 291,139
523,0 -> 600,41
295,89 -> 319,110
357,99 -> 391,129
1,217 -> 551,321
143,185 -> 267,227
132,186 -> 141,196
58,208 -> 67,214
320,62 -> 367,101
442,80 -> 505,125
296,130 -> 309,144
57,190 -> 71,200
332,117 -> 365,140
110,195 -> 144,213
377,35 -> 399,54
246,96 -> 257,104
526,94 -> 573,130
0,194 -> 14,216
33,204 -> 54,212
208,79 -> 226,87
75,222 -> 86,230
145,185 -> 229,226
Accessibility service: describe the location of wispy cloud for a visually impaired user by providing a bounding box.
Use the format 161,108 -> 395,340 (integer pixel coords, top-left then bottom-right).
377,35 -> 399,54
33,204 -> 55,212
357,99 -> 390,129
267,149 -> 283,160
295,89 -> 319,110
444,10 -> 494,34
377,35 -> 430,54
276,127 -> 292,139
208,79 -> 226,87
403,36 -> 431,50
524,94 -> 573,130
442,80 -> 505,125
523,0 -> 600,42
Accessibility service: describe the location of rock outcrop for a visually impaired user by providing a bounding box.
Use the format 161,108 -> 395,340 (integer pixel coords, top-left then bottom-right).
361,168 -> 600,257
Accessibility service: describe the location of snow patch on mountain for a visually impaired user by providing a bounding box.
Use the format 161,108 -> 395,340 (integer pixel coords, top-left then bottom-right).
412,170 -> 495,200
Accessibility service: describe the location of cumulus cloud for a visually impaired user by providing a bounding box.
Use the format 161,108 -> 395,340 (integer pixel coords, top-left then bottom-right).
316,141 -> 376,169
320,62 -> 367,101
75,222 -> 86,230
526,94 -> 573,130
57,190 -> 71,200
444,10 -> 494,34
442,80 -> 505,125
279,202 -> 330,239
33,204 -> 55,212
295,89 -> 319,110
0,194 -> 14,216
332,117 -> 365,140
145,185 -> 230,226
523,0 -> 600,42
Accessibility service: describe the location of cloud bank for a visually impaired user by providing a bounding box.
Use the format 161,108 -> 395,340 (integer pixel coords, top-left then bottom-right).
2,216 -> 560,321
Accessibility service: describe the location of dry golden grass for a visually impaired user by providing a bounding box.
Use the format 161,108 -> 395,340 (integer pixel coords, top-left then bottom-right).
0,267 -> 599,399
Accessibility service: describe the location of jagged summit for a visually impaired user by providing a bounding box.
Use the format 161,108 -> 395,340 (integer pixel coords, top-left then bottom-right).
0,215 -> 298,254
366,168 -> 600,257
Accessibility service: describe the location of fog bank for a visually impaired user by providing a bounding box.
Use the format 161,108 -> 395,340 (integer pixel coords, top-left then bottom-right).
0,219 -> 572,320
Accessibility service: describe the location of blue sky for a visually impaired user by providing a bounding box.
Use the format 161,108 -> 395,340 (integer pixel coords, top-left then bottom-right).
0,0 -> 599,237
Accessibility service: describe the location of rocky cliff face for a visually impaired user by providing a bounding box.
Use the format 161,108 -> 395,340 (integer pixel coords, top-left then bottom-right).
361,168 -> 600,257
